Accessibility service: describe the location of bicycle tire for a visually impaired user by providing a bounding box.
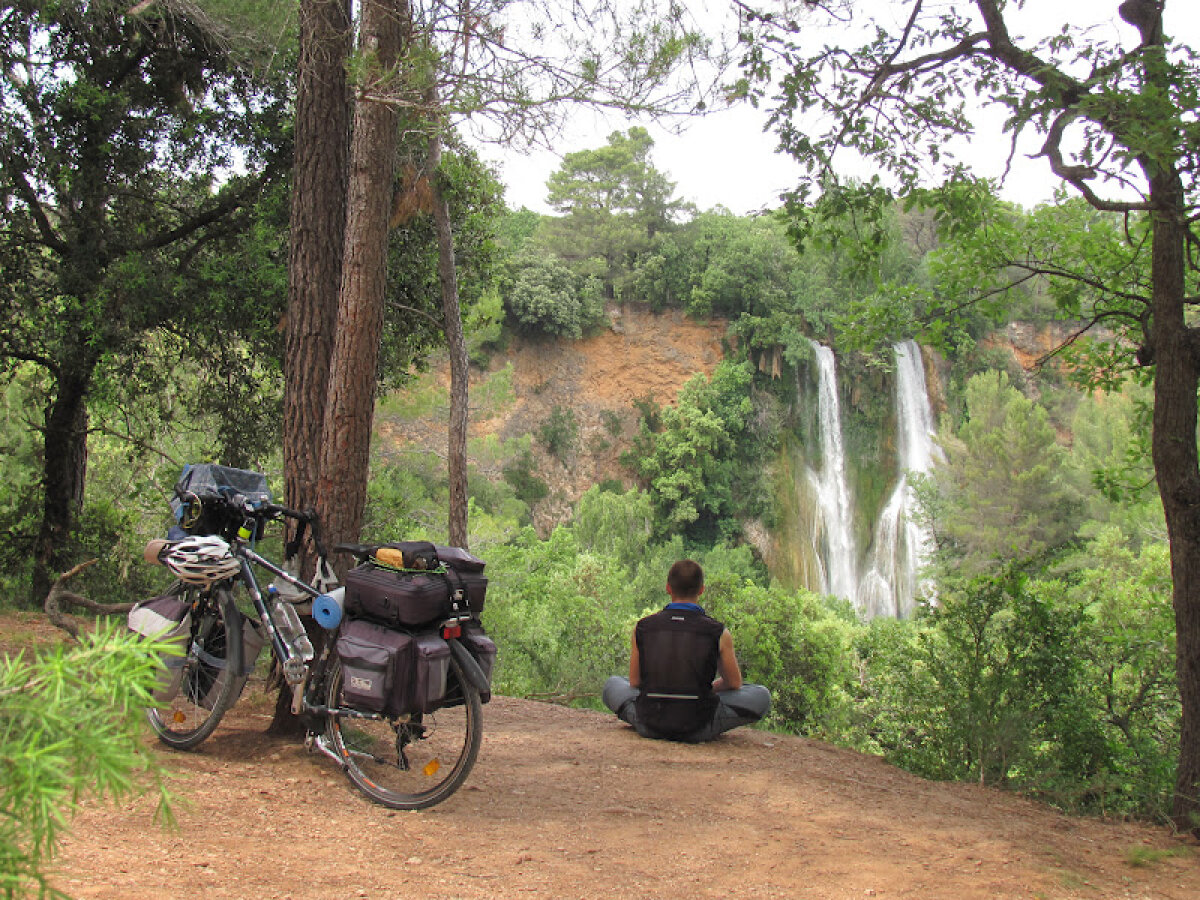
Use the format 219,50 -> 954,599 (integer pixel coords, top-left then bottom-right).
324,648 -> 482,810
146,583 -> 243,750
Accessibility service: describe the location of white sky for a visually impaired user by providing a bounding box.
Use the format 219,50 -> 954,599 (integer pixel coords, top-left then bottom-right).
476,0 -> 1197,216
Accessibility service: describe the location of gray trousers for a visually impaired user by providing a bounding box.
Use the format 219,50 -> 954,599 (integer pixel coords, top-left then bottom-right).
602,675 -> 771,743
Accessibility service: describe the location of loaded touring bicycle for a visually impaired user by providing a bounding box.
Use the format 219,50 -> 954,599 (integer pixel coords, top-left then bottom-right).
129,464 -> 495,810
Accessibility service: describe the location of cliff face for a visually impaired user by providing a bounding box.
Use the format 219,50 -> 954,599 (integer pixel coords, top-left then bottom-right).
378,304 -> 727,533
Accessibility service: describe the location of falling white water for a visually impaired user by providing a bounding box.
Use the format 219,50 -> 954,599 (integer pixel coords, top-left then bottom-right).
807,341 -> 858,603
857,341 -> 940,618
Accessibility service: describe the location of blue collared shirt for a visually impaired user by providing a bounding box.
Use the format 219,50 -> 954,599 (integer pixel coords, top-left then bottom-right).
664,601 -> 704,613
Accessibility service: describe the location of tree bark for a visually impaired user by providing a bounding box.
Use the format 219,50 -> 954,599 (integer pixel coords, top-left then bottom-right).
1146,166 -> 1200,833
284,0 -> 352,577
315,0 -> 407,567
31,366 -> 91,606
428,130 -> 470,550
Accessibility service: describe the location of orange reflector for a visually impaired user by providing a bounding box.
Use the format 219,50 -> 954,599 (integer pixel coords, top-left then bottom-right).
423,759 -> 441,777
173,710 -> 186,723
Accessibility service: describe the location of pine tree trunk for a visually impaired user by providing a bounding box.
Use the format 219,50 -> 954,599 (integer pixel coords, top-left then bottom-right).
284,0 -> 352,576
315,0 -> 406,564
428,131 -> 469,550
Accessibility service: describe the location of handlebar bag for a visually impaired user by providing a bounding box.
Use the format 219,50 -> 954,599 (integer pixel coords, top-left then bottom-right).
335,619 -> 414,715
170,464 -> 272,540
343,564 -> 459,628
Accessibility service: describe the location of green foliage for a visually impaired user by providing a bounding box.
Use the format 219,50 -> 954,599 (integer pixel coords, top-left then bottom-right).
363,458 -> 445,542
484,527 -> 639,701
501,448 -> 549,507
704,583 -> 857,738
0,375 -> 42,600
858,570 -> 1091,787
543,126 -> 692,300
630,360 -> 762,542
600,408 -> 623,438
536,405 -> 578,463
504,251 -> 605,338
572,486 -> 653,563
1064,381 -> 1163,543
1069,530 -> 1178,815
0,623 -> 175,896
929,371 -> 1083,574
382,136 -> 506,384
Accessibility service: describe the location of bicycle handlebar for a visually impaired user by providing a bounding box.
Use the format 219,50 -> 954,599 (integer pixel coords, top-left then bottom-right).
220,496 -> 326,560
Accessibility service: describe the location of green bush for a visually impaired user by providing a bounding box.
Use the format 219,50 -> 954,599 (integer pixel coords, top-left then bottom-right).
505,253 -> 604,338
1,624 -> 174,895
502,449 -> 549,506
537,406 -> 578,463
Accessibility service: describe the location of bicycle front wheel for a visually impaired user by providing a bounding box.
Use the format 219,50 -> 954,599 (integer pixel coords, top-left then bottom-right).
324,651 -> 482,810
146,583 -> 243,750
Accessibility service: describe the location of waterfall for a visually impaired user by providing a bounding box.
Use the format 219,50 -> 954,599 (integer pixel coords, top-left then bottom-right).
857,340 -> 939,618
807,341 -> 858,603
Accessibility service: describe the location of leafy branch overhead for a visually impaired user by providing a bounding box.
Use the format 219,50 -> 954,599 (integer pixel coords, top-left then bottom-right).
742,0 -> 1200,212
401,0 -> 731,144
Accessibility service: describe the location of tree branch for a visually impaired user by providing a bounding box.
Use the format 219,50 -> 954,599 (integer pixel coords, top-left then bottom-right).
44,559 -> 135,641
1,157 -> 67,253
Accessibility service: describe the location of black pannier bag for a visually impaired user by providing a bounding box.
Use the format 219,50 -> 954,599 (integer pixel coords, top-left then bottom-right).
412,633 -> 451,714
336,619 -> 414,714
459,622 -> 497,704
343,566 -> 463,629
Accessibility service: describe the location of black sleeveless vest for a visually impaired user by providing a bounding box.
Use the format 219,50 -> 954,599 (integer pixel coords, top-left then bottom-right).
634,606 -> 724,738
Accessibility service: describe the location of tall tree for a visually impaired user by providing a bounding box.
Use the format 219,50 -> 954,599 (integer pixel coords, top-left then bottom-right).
0,0 -> 289,603
428,126 -> 472,547
544,126 -> 691,298
741,0 -> 1200,831
315,0 -> 409,557
284,0 -> 352,576
930,371 -> 1082,574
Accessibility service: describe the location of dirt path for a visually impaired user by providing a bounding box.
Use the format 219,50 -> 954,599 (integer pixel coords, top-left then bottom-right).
53,691 -> 1199,899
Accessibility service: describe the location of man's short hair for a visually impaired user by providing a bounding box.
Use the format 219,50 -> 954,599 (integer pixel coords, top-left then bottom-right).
667,559 -> 704,598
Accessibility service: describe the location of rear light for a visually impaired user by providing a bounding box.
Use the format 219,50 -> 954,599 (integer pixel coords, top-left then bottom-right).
441,623 -> 462,639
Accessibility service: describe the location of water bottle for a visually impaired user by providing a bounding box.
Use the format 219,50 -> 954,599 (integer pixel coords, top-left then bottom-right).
269,584 -> 314,662
312,586 -> 346,630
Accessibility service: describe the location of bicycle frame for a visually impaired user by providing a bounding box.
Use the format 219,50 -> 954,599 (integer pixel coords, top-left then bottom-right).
235,546 -> 320,677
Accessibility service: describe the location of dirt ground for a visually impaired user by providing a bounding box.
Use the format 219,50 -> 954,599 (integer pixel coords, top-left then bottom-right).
39,666 -> 1199,899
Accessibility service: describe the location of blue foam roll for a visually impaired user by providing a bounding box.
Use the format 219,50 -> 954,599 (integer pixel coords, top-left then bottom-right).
313,588 -> 345,630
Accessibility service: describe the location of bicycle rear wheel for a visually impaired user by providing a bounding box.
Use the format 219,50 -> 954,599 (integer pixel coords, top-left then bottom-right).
324,650 -> 482,810
146,584 -> 243,750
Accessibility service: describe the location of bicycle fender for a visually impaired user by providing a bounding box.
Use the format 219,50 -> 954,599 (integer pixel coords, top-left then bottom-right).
447,638 -> 489,694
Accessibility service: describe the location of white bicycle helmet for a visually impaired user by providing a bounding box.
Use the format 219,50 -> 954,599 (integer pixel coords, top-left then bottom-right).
161,535 -> 240,584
